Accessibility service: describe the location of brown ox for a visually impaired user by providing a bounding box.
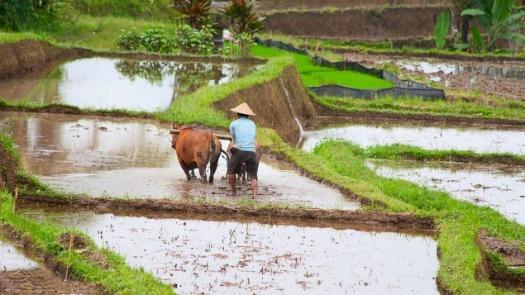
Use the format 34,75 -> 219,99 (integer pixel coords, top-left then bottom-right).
226,141 -> 262,184
171,127 -> 222,183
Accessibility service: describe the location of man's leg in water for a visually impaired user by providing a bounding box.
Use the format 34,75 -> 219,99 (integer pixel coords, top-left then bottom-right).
228,174 -> 237,196
250,178 -> 258,199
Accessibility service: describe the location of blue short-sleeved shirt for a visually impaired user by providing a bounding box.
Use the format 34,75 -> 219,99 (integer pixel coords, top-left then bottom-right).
230,117 -> 256,152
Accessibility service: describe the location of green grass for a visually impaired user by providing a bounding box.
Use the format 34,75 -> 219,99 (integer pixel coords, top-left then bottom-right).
48,16 -> 180,51
0,32 -> 49,44
315,95 -> 525,121
361,144 -> 525,165
250,45 -> 393,90
313,140 -> 525,294
0,192 -> 173,294
67,0 -> 175,19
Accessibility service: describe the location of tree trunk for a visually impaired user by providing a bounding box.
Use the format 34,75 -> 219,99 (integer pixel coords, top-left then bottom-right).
461,15 -> 472,43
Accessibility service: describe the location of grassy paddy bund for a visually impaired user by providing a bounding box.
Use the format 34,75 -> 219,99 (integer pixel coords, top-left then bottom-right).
0,21 -> 524,294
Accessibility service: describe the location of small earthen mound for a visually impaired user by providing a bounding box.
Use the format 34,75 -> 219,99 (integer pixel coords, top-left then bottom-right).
477,230 -> 525,291
0,145 -> 17,194
59,232 -> 110,269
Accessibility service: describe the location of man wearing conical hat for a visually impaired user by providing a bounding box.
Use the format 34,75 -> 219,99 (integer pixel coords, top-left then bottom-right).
228,102 -> 258,198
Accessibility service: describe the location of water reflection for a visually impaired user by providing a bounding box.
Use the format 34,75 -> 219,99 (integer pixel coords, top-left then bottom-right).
0,241 -> 38,271
22,209 -> 439,294
0,57 -> 254,112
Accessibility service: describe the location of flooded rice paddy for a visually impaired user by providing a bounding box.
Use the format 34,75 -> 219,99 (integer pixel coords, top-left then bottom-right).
0,57 -> 255,112
343,52 -> 525,99
371,160 -> 525,225
0,112 -> 359,210
0,240 -> 38,271
302,120 -> 525,155
21,207 -> 439,294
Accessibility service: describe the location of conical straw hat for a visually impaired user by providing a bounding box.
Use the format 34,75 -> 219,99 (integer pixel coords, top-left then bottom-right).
230,102 -> 256,116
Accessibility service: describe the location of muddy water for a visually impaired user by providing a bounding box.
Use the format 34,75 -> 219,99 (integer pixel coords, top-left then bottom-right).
0,57 -> 254,112
370,160 -> 525,225
22,208 -> 439,294
0,241 -> 38,271
0,112 -> 358,210
302,121 -> 525,155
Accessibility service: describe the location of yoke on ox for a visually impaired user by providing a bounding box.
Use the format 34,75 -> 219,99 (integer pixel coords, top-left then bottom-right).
171,127 -> 223,183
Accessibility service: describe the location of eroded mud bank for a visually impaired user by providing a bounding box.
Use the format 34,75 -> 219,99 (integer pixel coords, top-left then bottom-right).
0,112 -> 358,210
0,239 -> 99,294
370,160 -> 525,225
20,206 -> 440,294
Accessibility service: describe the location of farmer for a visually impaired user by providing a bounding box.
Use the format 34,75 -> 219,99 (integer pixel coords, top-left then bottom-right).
228,102 -> 258,198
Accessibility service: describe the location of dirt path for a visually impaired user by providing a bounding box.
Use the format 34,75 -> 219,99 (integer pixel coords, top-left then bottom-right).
0,269 -> 99,295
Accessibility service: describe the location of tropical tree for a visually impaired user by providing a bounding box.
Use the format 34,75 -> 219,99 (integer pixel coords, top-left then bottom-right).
451,0 -> 475,43
173,0 -> 212,29
223,0 -> 264,35
461,0 -> 525,51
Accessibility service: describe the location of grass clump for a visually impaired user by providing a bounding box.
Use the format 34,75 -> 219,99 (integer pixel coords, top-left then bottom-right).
250,45 -> 393,90
362,144 -> 525,165
315,95 -> 525,121
313,140 -> 525,294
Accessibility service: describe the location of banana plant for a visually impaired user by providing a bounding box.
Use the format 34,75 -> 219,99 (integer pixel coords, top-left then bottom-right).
461,0 -> 525,51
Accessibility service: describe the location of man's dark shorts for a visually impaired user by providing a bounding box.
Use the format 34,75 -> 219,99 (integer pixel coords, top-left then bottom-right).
227,149 -> 258,180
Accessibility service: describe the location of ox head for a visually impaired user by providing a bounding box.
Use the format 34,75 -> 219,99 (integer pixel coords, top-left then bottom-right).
171,124 -> 193,149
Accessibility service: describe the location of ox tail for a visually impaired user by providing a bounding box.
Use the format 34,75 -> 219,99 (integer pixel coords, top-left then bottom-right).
221,149 -> 230,164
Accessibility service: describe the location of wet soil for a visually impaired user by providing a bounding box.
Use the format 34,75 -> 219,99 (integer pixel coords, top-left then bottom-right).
0,56 -> 255,112
215,0 -> 449,11
0,142 -> 17,194
343,52 -> 525,100
16,198 -> 435,234
302,119 -> 525,155
477,230 -> 525,291
0,112 -> 358,210
0,240 -> 99,294
263,6 -> 448,41
20,206 -> 440,294
370,160 -> 525,225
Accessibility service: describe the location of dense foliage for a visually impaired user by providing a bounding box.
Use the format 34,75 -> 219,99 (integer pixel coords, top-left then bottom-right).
116,28 -> 176,53
175,24 -> 214,54
436,0 -> 525,52
223,0 -> 264,35
0,0 -> 59,31
173,0 -> 212,29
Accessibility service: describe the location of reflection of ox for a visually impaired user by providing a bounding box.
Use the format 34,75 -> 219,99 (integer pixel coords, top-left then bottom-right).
171,127 -> 222,183
226,141 -> 262,184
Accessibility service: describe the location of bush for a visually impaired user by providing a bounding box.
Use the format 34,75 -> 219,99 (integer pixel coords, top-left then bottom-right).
0,0 -> 58,31
116,28 -> 175,53
140,28 -> 175,53
116,30 -> 142,51
175,24 -> 214,55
